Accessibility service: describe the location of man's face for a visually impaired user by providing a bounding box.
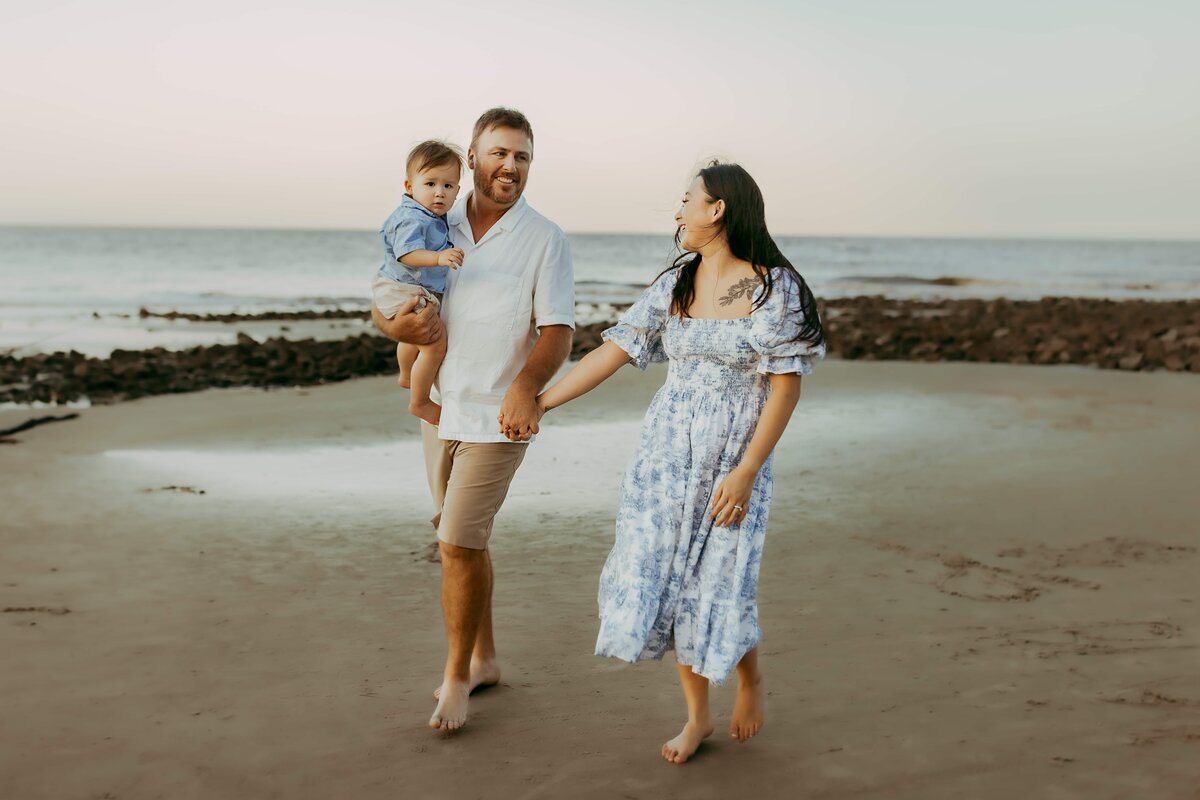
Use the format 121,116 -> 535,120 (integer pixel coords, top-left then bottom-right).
405,163 -> 461,216
469,126 -> 532,207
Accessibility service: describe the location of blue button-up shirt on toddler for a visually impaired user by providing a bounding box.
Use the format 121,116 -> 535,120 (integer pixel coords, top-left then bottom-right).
377,195 -> 454,294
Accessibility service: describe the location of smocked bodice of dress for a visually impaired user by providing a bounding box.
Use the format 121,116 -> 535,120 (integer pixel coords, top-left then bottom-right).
662,317 -> 768,398
602,266 -> 824,384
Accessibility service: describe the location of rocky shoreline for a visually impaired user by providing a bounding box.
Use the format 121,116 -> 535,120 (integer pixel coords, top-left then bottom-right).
134,307 -> 369,323
3,296 -> 1197,405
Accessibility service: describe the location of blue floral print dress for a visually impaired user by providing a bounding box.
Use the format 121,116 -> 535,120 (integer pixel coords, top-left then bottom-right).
595,266 -> 824,684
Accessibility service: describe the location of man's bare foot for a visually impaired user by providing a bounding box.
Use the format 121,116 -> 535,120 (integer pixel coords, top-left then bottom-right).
410,399 -> 441,426
730,674 -> 764,742
397,372 -> 411,389
661,718 -> 714,764
429,680 -> 469,731
433,660 -> 500,700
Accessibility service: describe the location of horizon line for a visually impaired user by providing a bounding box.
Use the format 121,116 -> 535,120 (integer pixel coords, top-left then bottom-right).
1,221 -> 1199,246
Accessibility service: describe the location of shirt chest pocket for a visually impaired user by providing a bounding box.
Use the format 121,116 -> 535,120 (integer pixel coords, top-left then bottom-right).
449,269 -> 529,336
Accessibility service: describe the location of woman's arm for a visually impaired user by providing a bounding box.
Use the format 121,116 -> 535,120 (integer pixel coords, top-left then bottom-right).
537,341 -> 633,412
710,372 -> 803,527
739,372 -> 802,474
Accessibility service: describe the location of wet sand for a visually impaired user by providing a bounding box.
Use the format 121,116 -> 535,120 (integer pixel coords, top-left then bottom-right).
1,361 -> 1198,799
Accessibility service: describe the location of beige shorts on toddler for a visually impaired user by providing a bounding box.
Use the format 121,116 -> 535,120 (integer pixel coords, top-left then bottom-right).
372,277 -> 442,319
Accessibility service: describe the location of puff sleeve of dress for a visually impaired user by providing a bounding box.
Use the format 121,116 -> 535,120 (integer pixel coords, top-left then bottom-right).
750,268 -> 826,375
601,269 -> 678,370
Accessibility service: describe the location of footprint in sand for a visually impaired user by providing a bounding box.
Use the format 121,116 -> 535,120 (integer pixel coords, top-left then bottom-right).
934,554 -> 1043,602
1105,689 -> 1199,708
1102,675 -> 1200,709
862,539 -> 1100,603
1128,727 -> 1200,746
997,537 -> 1197,569
865,536 -> 1195,603
4,606 -> 71,627
962,620 -> 1188,659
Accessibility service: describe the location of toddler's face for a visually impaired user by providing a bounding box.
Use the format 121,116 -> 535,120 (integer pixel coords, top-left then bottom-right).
407,164 -> 461,216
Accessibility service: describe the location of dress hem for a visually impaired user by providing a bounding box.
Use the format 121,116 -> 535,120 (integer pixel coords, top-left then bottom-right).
594,632 -> 762,687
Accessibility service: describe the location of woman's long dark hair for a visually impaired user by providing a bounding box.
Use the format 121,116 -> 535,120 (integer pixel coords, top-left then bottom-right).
664,161 -> 824,347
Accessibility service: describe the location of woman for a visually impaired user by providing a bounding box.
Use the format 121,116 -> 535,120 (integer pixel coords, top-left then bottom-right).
537,161 -> 826,764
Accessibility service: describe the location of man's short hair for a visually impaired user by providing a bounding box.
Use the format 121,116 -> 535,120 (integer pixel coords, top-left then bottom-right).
470,108 -> 534,152
406,140 -> 464,178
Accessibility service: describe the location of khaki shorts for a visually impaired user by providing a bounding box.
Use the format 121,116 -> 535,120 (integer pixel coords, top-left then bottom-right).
422,422 -> 528,550
372,277 -> 441,319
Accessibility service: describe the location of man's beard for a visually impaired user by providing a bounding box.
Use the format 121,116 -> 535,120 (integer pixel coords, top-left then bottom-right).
475,170 -> 521,205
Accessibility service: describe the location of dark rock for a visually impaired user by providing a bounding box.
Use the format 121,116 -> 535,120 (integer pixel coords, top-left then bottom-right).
1118,354 -> 1144,371
4,295 -> 1199,407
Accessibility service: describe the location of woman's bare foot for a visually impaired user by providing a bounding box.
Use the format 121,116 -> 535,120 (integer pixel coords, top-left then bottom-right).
409,399 -> 442,426
730,674 -> 764,742
433,659 -> 500,700
428,680 -> 470,731
662,718 -> 714,764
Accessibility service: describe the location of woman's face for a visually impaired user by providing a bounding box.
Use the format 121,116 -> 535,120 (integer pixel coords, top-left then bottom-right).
674,176 -> 723,252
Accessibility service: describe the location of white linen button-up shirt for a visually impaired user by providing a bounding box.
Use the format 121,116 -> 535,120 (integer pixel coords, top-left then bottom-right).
433,193 -> 575,443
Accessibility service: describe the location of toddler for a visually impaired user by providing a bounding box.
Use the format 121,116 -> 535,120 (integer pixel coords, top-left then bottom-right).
372,140 -> 464,425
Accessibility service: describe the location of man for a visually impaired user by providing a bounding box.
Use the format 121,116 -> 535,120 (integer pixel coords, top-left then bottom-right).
372,108 -> 574,731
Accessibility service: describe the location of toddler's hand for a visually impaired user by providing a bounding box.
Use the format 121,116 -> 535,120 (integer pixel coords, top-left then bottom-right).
438,248 -> 464,269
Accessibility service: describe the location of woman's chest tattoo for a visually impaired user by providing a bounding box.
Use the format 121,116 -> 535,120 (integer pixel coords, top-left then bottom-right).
718,277 -> 759,307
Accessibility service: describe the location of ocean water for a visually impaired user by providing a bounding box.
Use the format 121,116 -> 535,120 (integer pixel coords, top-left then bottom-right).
1,226 -> 1198,356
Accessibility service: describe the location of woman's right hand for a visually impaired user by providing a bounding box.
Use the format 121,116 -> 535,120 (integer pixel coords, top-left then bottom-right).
710,466 -> 754,528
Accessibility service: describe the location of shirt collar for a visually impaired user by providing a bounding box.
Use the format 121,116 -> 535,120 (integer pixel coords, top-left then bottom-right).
400,194 -> 439,220
447,192 -> 530,235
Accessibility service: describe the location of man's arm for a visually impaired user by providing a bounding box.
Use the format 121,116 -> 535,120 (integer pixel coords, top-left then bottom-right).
498,325 -> 573,441
370,297 -> 443,345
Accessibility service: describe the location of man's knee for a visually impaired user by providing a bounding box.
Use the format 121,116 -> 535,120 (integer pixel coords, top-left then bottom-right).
439,539 -> 487,563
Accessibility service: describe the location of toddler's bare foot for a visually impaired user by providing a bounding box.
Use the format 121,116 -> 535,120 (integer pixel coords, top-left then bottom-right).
433,659 -> 500,700
428,680 -> 470,731
397,373 -> 411,389
730,674 -> 764,742
409,399 -> 441,426
661,718 -> 713,764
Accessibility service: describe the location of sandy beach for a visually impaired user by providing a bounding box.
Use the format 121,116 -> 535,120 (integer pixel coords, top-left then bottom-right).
2,360 -> 1199,799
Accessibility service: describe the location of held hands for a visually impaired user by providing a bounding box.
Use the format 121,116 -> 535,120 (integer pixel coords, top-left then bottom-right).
497,387 -> 545,442
438,248 -> 465,269
710,465 -> 755,528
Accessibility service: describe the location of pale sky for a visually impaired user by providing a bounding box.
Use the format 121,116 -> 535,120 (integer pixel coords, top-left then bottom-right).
1,0 -> 1198,238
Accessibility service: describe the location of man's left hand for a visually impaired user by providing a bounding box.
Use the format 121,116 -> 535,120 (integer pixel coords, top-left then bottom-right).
498,387 -> 540,442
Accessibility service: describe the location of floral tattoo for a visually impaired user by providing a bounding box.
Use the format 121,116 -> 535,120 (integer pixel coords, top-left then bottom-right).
717,277 -> 759,307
